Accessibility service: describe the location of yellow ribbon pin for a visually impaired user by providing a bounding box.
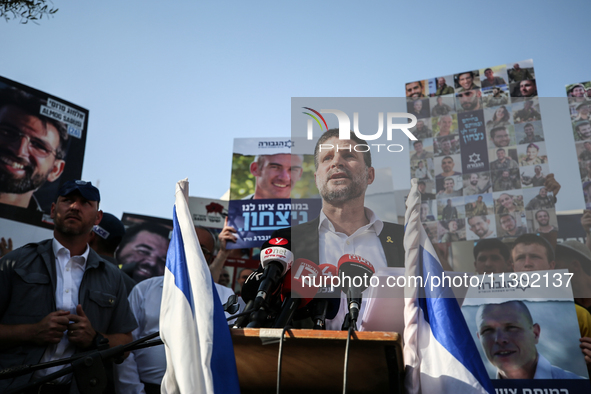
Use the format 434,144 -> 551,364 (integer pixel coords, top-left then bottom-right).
386,236 -> 394,243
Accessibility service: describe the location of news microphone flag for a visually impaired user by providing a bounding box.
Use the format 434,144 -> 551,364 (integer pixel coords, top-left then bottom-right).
403,178 -> 493,394
160,179 -> 240,394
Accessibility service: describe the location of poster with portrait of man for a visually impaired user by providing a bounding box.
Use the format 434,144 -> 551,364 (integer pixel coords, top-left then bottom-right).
228,137 -> 321,249
117,213 -> 173,284
0,76 -> 89,230
462,272 -> 589,392
406,60 -> 555,250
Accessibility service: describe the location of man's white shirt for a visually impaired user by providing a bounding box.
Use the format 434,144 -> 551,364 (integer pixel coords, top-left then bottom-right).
317,208 -> 388,331
32,239 -> 89,382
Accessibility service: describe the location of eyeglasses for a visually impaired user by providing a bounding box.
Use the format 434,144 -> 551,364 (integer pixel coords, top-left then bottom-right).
0,125 -> 59,158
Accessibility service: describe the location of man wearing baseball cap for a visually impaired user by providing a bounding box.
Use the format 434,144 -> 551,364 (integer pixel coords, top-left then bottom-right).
0,180 -> 137,393
89,212 -> 137,295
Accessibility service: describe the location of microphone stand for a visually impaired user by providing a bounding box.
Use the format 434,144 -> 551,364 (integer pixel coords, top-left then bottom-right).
1,332 -> 163,394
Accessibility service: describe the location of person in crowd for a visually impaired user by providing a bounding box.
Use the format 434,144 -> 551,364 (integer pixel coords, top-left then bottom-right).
534,209 -> 557,234
406,81 -> 425,99
496,193 -> 522,215
0,180 -> 137,393
486,87 -> 508,107
440,219 -> 460,243
456,90 -> 482,112
522,165 -> 546,187
525,187 -> 554,210
244,154 -> 303,199
409,99 -> 429,119
519,144 -> 546,166
575,121 -> 591,141
514,100 -> 541,123
417,180 -> 436,201
573,103 -> 591,123
470,195 -> 488,217
499,213 -> 527,238
568,84 -> 587,98
410,140 -> 433,162
89,212 -> 137,295
431,96 -> 452,116
115,226 -> 239,394
508,63 -> 533,82
487,107 -> 512,130
476,300 -> 583,379
436,156 -> 461,180
464,173 -> 482,196
437,176 -> 462,198
456,71 -> 480,92
117,222 -> 171,283
490,148 -> 518,170
519,123 -> 544,144
0,88 -> 69,211
414,160 -> 429,179
517,79 -> 537,98
493,170 -> 520,191
436,115 -> 454,137
473,238 -> 512,274
468,215 -> 495,239
420,201 -> 436,222
411,119 -> 432,139
441,199 -> 457,221
435,77 -> 454,96
481,68 -> 506,88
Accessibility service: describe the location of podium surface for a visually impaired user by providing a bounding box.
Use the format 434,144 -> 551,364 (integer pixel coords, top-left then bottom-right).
231,328 -> 404,394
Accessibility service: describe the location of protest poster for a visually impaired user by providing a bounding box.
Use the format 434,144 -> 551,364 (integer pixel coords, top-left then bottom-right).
227,137 -> 321,249
565,81 -> 591,210
406,60 -> 558,251
0,76 -> 89,232
118,213 -> 173,283
462,270 -> 590,392
188,196 -> 228,229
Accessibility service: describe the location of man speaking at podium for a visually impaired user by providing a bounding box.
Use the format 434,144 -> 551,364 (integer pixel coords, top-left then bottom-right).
273,129 -> 405,330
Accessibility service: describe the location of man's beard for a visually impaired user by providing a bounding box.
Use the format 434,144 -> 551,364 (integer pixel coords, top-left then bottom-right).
0,153 -> 48,193
538,219 -> 549,226
317,168 -> 367,204
471,180 -> 478,186
462,100 -> 477,110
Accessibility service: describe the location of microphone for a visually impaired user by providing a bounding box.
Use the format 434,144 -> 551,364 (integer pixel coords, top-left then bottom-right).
310,264 -> 340,330
232,269 -> 262,328
253,236 -> 294,311
337,255 -> 375,330
272,259 -> 320,328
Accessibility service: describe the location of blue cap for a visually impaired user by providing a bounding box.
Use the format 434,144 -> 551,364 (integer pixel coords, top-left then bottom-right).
93,213 -> 125,240
58,180 -> 100,202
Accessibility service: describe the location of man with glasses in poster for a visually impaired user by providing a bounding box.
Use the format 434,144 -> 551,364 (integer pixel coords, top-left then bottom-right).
0,88 -> 69,212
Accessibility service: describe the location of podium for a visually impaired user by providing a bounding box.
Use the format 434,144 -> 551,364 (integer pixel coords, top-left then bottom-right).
231,329 -> 404,393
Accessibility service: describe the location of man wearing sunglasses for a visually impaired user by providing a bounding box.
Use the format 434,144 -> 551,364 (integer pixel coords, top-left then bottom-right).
0,88 -> 69,211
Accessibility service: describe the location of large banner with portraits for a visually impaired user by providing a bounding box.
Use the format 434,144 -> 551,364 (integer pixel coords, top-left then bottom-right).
0,76 -> 89,230
461,270 -> 590,392
405,60 -> 558,247
565,81 -> 591,210
227,137 -> 321,249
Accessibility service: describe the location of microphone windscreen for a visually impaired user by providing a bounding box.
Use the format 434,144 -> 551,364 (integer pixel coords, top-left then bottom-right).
337,254 -> 375,292
240,268 -> 264,302
283,258 -> 320,307
260,235 -> 294,276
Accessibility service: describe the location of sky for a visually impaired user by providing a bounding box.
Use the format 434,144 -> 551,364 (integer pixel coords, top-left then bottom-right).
1,0 -> 590,221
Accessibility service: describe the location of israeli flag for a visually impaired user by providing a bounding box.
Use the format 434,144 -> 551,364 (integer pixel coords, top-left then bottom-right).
160,179 -> 240,394
403,178 -> 493,394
